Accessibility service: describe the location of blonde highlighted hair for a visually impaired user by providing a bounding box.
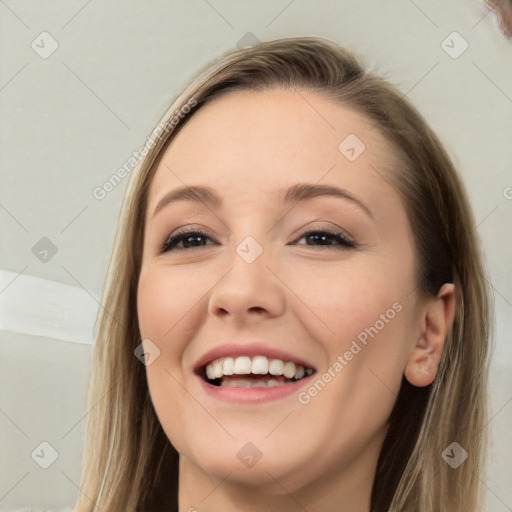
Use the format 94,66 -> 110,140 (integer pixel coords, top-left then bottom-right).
73,37 -> 493,511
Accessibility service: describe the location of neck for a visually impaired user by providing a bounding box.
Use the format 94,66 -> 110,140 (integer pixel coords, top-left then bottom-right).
177,425 -> 387,512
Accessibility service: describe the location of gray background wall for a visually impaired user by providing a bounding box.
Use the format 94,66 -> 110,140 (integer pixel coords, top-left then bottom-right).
0,0 -> 511,510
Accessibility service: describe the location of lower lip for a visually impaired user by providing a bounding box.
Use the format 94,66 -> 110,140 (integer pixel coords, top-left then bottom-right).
197,374 -> 314,404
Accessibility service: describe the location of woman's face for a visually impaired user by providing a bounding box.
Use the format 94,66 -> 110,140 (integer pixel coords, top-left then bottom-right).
137,89 -> 426,497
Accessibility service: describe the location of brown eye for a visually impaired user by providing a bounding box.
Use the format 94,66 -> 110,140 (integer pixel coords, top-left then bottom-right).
161,228 -> 356,253
293,229 -> 356,249
162,229 -> 216,253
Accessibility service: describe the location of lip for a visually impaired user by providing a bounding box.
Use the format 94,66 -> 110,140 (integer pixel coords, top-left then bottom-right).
196,371 -> 315,404
193,342 -> 316,374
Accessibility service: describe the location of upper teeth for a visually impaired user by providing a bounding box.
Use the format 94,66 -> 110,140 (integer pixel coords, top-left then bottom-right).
204,355 -> 313,381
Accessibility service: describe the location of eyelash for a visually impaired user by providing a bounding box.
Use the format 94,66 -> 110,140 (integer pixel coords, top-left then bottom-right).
161,228 -> 356,253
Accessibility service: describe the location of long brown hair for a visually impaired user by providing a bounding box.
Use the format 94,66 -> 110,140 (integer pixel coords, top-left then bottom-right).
73,37 -> 493,511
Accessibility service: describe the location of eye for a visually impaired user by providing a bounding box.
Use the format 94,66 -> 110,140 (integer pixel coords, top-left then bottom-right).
161,228 -> 357,253
292,229 -> 356,249
161,229 -> 216,253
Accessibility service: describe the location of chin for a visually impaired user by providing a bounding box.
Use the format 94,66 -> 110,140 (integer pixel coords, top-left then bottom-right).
178,433 -> 311,488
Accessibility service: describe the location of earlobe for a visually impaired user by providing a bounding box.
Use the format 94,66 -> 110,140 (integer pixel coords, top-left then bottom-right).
404,283 -> 456,387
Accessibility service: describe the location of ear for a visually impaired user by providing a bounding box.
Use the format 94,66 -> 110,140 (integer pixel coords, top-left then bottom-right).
404,283 -> 456,387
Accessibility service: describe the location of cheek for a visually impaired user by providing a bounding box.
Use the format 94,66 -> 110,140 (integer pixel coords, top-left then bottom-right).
289,262 -> 413,387
137,267 -> 196,451
293,270 -> 413,441
293,259 -> 409,333
136,267 -> 192,403
137,265 -> 202,344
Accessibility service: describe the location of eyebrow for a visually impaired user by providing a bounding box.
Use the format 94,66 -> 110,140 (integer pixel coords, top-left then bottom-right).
152,183 -> 373,220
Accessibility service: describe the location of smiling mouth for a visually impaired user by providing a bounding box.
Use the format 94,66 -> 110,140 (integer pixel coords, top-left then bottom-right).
197,355 -> 315,388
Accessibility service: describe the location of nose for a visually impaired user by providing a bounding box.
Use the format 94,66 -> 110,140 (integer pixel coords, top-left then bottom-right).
207,236 -> 286,324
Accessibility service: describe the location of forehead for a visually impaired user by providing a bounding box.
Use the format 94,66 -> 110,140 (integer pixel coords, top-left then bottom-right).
147,89 -> 400,214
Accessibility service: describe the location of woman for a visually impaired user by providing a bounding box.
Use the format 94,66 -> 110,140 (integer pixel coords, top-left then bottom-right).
73,37 -> 492,511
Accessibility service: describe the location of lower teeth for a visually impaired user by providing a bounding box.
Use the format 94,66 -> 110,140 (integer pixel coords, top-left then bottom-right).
228,378 -> 280,388
206,375 -> 303,388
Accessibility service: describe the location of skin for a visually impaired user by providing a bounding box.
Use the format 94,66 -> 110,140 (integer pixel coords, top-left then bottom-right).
137,89 -> 456,512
